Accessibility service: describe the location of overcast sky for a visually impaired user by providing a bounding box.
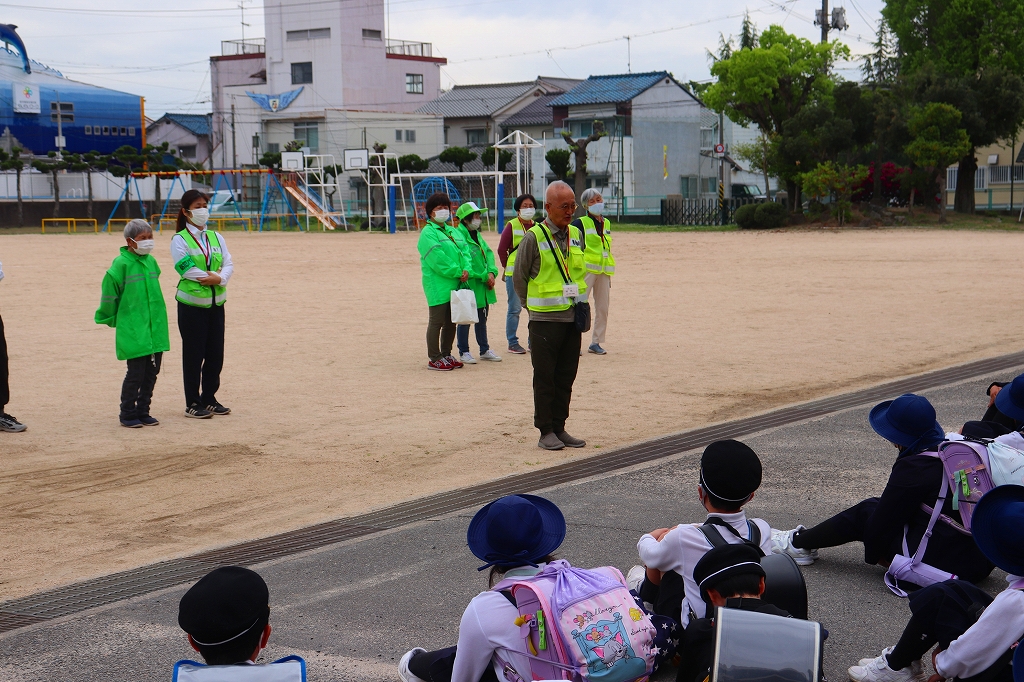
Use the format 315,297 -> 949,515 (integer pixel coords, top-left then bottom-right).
9,0 -> 886,119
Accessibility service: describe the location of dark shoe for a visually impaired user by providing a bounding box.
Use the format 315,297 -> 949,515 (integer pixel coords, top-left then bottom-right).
138,415 -> 160,426
120,418 -> 144,428
556,431 -> 586,448
538,432 -> 565,450
184,403 -> 213,419
203,403 -> 231,416
508,343 -> 527,355
588,344 -> 607,355
0,412 -> 26,432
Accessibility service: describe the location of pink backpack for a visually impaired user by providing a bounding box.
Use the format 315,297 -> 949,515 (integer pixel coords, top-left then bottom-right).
491,560 -> 656,682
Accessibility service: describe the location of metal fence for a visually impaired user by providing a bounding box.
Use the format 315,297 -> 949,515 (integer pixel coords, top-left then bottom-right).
660,197 -> 763,225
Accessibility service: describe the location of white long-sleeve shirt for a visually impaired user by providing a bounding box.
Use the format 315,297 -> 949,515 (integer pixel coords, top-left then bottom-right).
451,565 -> 542,682
169,227 -> 234,285
935,578 -> 1024,679
637,511 -> 773,626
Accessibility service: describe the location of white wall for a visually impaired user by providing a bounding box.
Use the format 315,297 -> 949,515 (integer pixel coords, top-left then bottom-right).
0,171 -> 192,202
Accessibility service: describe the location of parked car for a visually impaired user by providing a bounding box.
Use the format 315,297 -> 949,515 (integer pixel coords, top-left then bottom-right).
732,183 -> 767,200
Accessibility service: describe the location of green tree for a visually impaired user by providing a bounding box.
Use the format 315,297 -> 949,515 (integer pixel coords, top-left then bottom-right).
438,146 -> 477,172
702,25 -> 850,210
31,152 -> 70,219
883,0 -> 1024,213
259,151 -> 282,170
800,161 -> 869,226
482,146 -> 513,172
904,103 -> 971,223
733,133 -> 776,200
105,145 -> 147,218
397,154 -> 429,172
545,149 -> 572,182
0,147 -> 25,226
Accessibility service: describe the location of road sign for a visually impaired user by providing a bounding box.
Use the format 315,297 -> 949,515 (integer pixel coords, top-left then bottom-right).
714,143 -> 725,154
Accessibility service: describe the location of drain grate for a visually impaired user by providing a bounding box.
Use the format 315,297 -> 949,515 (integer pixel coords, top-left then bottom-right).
3,349 -> 1023,634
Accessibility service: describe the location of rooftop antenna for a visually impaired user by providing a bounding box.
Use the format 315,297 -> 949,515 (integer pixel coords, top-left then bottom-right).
238,0 -> 251,42
626,36 -> 631,73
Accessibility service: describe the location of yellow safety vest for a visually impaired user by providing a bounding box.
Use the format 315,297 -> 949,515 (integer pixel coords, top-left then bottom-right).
579,215 -> 615,276
526,222 -> 588,313
504,217 -> 531,274
174,229 -> 226,308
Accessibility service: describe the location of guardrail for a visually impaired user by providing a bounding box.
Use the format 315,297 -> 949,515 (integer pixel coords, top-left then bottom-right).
41,218 -> 99,233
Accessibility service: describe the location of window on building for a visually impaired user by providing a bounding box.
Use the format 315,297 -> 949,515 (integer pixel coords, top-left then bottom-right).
291,62 -> 313,85
405,130 -> 416,143
49,101 -> 73,123
179,145 -> 197,158
396,129 -> 403,142
119,127 -> 128,136
111,127 -> 119,136
466,129 -> 487,146
405,73 -> 424,94
294,121 -> 319,151
102,126 -> 110,135
705,177 -> 719,194
681,177 -> 697,199
128,127 -> 135,136
287,28 -> 331,41
267,142 -> 280,154
568,120 -> 593,138
84,125 -> 92,135
443,126 -> 449,145
362,29 -> 382,40
700,127 -> 717,150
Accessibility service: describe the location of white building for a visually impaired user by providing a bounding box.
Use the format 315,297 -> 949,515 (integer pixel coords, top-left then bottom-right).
210,0 -> 447,171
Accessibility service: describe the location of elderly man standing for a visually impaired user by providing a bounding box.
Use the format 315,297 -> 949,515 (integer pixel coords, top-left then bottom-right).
513,181 -> 589,450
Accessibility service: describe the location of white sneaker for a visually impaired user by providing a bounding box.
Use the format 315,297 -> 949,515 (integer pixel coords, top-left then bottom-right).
399,648 -> 428,682
480,350 -> 502,362
770,525 -> 819,566
857,649 -> 923,678
459,352 -> 477,364
626,565 -> 646,593
849,648 -> 925,682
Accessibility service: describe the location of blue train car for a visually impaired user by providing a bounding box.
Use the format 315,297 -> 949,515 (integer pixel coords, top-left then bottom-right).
0,24 -> 143,155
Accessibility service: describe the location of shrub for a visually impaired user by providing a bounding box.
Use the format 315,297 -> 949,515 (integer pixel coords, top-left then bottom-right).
754,201 -> 788,228
733,203 -> 758,228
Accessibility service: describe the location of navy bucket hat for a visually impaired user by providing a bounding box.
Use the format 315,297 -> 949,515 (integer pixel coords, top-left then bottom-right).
869,394 -> 944,450
995,374 -> 1024,422
467,494 -> 566,571
971,485 -> 1024,577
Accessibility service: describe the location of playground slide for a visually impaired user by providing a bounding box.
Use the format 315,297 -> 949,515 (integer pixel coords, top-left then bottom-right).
284,184 -> 341,230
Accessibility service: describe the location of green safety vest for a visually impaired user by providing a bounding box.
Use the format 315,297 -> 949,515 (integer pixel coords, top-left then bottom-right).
526,222 -> 588,313
579,215 -> 615,276
504,216 -> 531,274
174,228 -> 226,308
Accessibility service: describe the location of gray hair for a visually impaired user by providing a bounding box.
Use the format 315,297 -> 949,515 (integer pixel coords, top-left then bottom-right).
580,188 -> 603,205
544,180 -> 574,203
123,219 -> 152,240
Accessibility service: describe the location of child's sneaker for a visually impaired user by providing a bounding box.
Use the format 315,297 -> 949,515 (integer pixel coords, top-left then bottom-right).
184,403 -> 213,419
626,565 -> 646,593
480,350 -> 502,362
120,417 -> 144,428
138,415 -> 160,426
848,648 -> 925,682
398,648 -> 428,682
856,647 -> 923,678
771,525 -> 819,565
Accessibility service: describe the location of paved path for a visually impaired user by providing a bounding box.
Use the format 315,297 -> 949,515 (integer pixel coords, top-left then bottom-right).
0,369 -> 1016,681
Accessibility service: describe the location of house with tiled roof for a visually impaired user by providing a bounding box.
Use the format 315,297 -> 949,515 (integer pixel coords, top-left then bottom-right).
416,76 -> 580,148
146,113 -> 213,167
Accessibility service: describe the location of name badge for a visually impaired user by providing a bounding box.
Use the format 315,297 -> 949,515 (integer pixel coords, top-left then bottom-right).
562,283 -> 579,297
602,250 -> 609,258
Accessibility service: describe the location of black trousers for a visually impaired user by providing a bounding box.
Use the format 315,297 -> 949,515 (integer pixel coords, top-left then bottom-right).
887,581 -> 1009,681
407,646 -> 499,682
427,303 -> 456,362
794,497 -> 879,549
528,320 -> 581,434
120,353 -> 162,419
177,302 -> 225,407
0,312 -> 8,408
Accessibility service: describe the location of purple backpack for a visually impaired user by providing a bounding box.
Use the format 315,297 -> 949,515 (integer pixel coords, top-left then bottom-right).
492,560 -> 656,682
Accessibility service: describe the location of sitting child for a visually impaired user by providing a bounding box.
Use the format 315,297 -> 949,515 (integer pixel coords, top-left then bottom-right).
848,485 -> 1024,682
634,439 -> 773,626
677,543 -> 791,682
178,566 -> 273,666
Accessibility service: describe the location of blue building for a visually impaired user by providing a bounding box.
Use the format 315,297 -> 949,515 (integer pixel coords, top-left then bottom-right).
0,24 -> 143,155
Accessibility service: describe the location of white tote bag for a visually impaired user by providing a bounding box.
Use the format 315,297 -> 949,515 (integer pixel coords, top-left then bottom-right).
987,440 -> 1024,487
451,288 -> 479,324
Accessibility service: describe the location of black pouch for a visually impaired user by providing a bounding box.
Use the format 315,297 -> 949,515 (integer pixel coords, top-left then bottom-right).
574,301 -> 591,333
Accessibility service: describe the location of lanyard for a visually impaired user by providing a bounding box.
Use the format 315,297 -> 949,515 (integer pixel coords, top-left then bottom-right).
187,226 -> 211,268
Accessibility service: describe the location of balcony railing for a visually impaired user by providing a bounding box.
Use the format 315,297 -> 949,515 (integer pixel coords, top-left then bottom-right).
386,39 -> 433,57
221,38 -> 265,56
988,164 -> 1024,185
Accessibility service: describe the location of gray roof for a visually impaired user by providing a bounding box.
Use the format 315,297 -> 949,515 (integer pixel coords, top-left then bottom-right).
416,81 -> 539,119
501,93 -> 559,128
549,71 -> 672,107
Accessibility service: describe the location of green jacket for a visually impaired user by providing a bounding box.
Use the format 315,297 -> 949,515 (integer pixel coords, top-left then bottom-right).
456,225 -> 499,307
418,219 -> 471,307
95,247 -> 171,361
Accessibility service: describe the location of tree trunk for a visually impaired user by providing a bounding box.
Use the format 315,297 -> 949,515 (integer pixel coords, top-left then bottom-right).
15,169 -> 22,227
953,151 -> 977,214
786,179 -> 797,212
153,175 -> 162,220
938,173 -> 948,224
762,136 -> 772,200
909,187 -> 916,215
573,147 -> 588,212
52,170 -> 60,219
86,171 -> 93,219
124,177 -> 132,219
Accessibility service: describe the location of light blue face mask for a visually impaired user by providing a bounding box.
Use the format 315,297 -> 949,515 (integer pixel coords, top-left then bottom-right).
589,201 -> 605,216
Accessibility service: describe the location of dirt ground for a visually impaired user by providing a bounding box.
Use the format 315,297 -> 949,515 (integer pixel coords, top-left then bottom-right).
0,227 -> 1021,601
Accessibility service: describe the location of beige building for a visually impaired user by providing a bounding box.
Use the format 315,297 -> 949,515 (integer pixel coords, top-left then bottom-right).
945,138 -> 1024,211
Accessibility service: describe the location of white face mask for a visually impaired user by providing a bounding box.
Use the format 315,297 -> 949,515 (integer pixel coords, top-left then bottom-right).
589,201 -> 605,216
133,239 -> 155,255
432,209 -> 450,223
188,207 -> 210,227
468,218 -> 482,230
519,207 -> 536,220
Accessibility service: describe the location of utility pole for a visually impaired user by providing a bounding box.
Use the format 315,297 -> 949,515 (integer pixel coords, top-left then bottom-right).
718,111 -> 726,224
819,0 -> 829,43
815,0 -> 846,44
231,100 -> 237,170
626,36 -> 631,73
54,90 -> 65,159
